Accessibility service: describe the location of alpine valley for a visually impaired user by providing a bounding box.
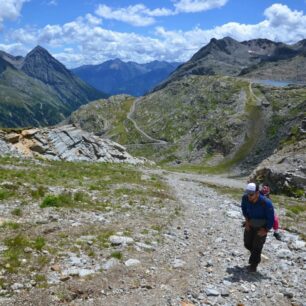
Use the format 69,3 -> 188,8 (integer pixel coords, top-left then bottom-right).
0,37 -> 305,195
0,36 -> 306,305
67,37 -> 306,196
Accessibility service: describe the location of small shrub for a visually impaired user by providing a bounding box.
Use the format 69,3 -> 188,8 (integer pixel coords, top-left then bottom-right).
40,195 -> 60,208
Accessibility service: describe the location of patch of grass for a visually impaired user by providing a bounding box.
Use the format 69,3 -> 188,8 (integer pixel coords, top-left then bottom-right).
3,234 -> 31,272
110,251 -> 123,260
87,249 -> 95,257
286,204 -> 306,215
11,208 -> 22,217
40,195 -> 60,208
151,225 -> 163,232
283,186 -> 305,198
123,229 -> 132,237
40,193 -> 73,208
36,255 -> 50,268
34,273 -> 48,288
96,230 -> 114,248
31,185 -> 47,199
74,191 -> 87,202
0,221 -> 20,230
34,274 -> 47,283
33,236 -> 45,251
0,189 -> 13,200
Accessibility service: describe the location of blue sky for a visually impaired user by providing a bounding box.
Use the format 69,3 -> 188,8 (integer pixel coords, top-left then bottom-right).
0,0 -> 306,68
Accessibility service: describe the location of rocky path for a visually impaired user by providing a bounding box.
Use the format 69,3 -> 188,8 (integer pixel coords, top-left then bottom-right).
160,171 -> 306,305
1,170 -> 305,306
73,171 -> 306,305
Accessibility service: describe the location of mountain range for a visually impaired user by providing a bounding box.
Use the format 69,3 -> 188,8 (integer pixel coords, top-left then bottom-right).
72,59 -> 181,96
67,37 -> 306,195
0,46 -> 107,128
1,37 -> 305,195
154,37 -> 306,91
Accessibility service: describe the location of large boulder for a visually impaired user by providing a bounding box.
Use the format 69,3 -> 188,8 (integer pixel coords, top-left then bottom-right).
0,125 -> 146,164
250,138 -> 306,197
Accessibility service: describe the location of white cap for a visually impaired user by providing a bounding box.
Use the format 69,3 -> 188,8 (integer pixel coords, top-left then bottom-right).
246,182 -> 256,194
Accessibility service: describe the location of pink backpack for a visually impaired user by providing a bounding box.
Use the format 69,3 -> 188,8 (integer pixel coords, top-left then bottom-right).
273,214 -> 279,231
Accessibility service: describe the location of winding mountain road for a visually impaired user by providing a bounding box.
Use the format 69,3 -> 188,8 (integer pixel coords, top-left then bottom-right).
127,98 -> 168,144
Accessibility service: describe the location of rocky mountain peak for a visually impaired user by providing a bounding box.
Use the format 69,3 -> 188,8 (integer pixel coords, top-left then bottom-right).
29,45 -> 50,55
191,37 -> 244,61
21,45 -> 72,83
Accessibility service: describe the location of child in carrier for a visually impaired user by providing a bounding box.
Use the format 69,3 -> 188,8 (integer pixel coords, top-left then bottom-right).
260,184 -> 282,241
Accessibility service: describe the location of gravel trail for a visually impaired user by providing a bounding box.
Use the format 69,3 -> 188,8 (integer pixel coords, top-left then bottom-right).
74,171 -> 306,305
2,171 -> 305,306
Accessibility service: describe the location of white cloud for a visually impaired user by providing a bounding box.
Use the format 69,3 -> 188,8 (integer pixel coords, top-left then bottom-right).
0,0 -> 29,30
0,42 -> 26,55
2,3 -> 306,67
95,1 -> 226,26
264,4 -> 306,28
261,4 -> 306,43
173,0 -> 228,13
10,27 -> 37,44
95,4 -> 157,27
85,13 -> 102,26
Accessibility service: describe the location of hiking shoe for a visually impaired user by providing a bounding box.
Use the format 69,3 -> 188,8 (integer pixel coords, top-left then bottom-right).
273,232 -> 282,241
247,264 -> 257,273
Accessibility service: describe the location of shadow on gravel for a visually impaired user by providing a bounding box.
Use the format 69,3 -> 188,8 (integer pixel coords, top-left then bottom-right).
224,265 -> 272,283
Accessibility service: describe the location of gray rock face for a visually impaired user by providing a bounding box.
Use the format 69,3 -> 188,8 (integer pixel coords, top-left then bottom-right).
0,125 -> 146,164
250,139 -> 306,196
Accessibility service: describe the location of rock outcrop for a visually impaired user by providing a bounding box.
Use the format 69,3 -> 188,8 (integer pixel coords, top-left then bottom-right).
250,138 -> 306,197
0,125 -> 145,164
